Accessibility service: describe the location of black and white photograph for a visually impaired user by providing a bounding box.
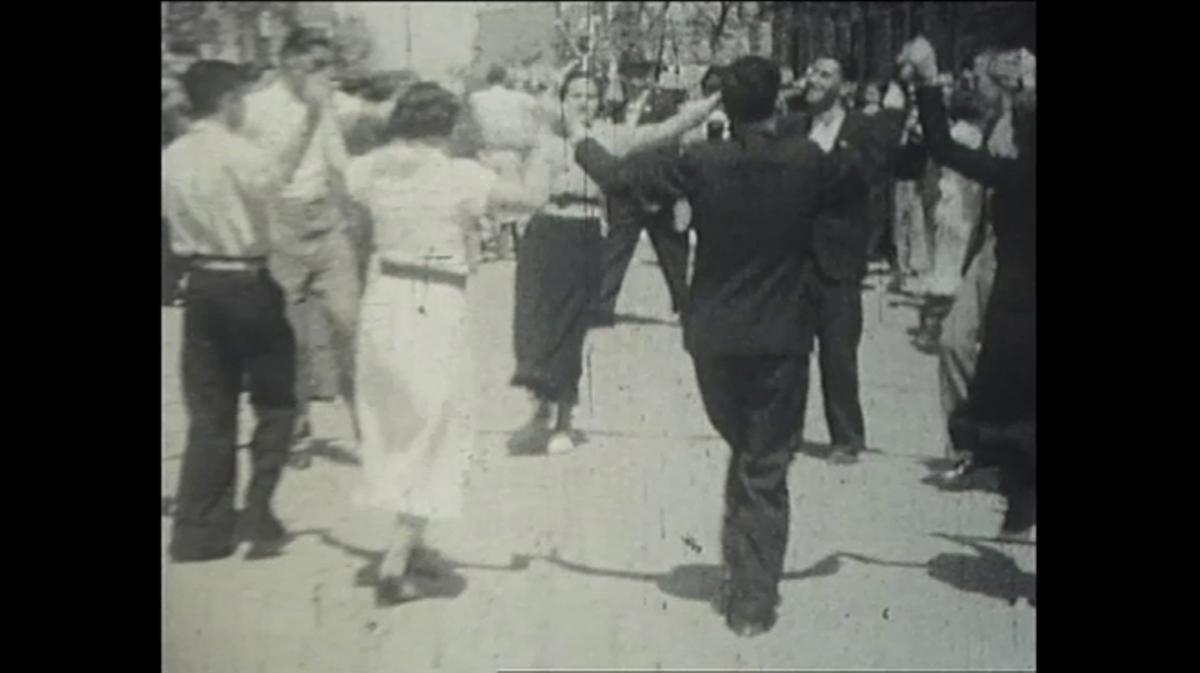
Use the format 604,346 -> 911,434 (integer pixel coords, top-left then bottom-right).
160,2 -> 1037,670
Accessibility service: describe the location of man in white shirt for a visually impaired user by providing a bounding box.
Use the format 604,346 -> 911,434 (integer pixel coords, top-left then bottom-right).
163,60 -> 324,562
243,29 -> 359,463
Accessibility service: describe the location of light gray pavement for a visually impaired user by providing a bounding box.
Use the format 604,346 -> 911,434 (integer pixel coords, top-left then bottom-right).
162,239 -> 1035,672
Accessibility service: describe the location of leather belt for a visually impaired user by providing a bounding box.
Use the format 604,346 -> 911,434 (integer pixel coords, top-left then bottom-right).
378,258 -> 468,288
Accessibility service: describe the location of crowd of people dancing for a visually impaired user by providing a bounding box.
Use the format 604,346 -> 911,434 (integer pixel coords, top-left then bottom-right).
162,26 -> 1036,637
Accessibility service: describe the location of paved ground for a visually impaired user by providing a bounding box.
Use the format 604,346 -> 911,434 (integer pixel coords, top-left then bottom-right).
161,239 -> 1035,672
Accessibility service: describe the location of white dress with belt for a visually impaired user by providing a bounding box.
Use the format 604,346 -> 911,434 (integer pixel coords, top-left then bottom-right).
345,144 -> 497,519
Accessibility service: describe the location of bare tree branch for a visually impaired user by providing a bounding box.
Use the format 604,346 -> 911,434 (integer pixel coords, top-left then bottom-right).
710,1 -> 735,52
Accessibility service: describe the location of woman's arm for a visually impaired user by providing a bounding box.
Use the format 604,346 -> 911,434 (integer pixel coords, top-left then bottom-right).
574,137 -> 696,204
608,93 -> 721,155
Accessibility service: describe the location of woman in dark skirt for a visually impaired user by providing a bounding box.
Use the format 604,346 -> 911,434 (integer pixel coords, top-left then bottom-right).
509,69 -> 718,454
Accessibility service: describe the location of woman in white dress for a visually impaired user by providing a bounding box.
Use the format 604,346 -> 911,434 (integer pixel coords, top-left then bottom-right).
345,82 -> 537,604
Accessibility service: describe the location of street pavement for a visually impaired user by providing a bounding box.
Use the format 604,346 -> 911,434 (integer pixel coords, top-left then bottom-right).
161,239 -> 1035,672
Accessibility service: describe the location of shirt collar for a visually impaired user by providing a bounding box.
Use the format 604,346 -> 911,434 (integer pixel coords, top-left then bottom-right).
814,104 -> 846,129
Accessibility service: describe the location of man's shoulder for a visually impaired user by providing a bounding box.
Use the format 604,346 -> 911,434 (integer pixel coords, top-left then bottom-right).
776,112 -> 810,138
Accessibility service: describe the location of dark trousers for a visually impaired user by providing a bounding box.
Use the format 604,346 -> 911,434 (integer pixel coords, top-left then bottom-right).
592,211 -> 689,317
170,268 -> 297,558
865,180 -> 897,267
693,354 -> 809,605
808,276 -> 867,449
963,296 -> 1036,495
512,214 -> 603,405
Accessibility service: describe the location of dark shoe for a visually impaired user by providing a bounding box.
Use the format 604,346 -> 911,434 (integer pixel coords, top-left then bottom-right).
242,508 -> 290,559
725,595 -> 779,638
828,446 -> 861,465
376,574 -> 424,607
288,450 -> 313,470
1000,489 -> 1036,538
170,543 -> 236,564
507,421 -> 552,455
932,457 -> 977,490
587,310 -> 616,328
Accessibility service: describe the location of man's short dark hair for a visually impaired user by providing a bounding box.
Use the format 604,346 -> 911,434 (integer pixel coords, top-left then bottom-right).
811,54 -> 847,79
486,64 -> 508,85
385,81 -> 462,140
281,28 -> 334,59
720,56 -> 780,124
181,60 -> 248,118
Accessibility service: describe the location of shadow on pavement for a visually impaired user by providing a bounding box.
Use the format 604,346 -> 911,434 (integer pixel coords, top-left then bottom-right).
791,441 -> 886,462
927,533 -> 1036,606
523,553 -> 845,606
293,529 -> 532,605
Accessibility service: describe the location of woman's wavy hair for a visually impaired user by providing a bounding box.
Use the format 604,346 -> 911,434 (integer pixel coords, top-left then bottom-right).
384,81 -> 462,141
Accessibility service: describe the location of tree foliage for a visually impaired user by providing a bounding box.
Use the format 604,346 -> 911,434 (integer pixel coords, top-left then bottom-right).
551,1 -> 773,74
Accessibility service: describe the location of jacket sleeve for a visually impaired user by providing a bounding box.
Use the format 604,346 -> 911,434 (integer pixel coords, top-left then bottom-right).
572,138 -> 628,192
574,138 -> 697,203
916,86 -> 1019,189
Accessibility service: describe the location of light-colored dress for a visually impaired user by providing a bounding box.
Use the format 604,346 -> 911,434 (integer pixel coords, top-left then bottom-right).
345,143 -> 497,519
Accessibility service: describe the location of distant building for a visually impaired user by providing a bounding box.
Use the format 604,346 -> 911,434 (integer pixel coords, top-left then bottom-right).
770,2 -> 1036,83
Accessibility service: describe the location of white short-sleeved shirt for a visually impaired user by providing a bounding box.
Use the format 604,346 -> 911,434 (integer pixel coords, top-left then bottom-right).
161,120 -> 280,258
346,144 -> 497,268
243,80 -> 349,203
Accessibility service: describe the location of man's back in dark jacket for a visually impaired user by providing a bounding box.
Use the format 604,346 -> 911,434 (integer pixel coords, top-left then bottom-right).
574,127 -> 827,356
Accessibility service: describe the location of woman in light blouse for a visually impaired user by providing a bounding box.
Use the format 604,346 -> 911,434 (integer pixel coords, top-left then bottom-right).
509,66 -> 719,455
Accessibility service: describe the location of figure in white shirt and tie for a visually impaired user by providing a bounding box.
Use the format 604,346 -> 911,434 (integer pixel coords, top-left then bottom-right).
242,29 -> 360,465
777,56 -> 907,465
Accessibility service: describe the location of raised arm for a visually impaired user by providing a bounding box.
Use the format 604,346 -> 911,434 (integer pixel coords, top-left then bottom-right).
573,137 -> 696,205
899,36 -> 1022,189
915,86 -> 1019,189
609,93 -> 721,155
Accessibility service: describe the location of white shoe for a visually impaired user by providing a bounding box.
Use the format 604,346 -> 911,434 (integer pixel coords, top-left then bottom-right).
546,431 -> 577,455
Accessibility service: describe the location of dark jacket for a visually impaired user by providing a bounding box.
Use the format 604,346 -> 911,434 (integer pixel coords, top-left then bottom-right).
777,109 -> 905,282
575,128 -> 827,356
603,142 -> 679,234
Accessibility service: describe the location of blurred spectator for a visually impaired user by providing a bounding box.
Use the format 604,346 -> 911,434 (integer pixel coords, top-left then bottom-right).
468,64 -> 544,258
912,88 -> 988,351
858,81 -> 883,117
889,83 -> 933,294
859,80 -> 894,269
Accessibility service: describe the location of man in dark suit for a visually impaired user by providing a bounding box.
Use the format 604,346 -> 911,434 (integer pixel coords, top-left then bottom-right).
777,56 -> 904,464
570,56 -> 828,637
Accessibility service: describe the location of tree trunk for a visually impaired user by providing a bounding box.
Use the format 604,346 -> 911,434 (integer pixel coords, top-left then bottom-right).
709,1 -> 733,55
